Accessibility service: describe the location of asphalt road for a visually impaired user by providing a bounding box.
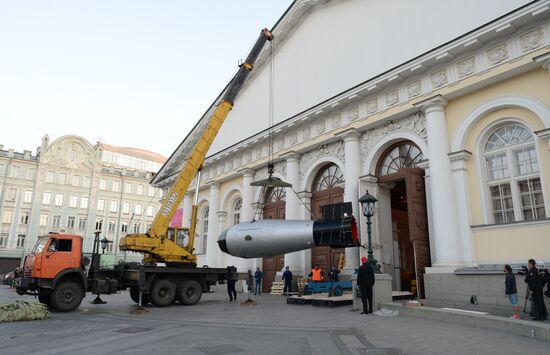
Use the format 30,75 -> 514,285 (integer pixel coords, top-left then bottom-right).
0,286 -> 548,355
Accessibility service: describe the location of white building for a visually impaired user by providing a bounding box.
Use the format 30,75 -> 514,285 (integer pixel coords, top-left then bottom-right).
0,135 -> 165,273
152,0 -> 550,304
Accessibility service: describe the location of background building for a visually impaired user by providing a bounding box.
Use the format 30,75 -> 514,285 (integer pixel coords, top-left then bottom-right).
152,0 -> 550,308
0,134 -> 165,273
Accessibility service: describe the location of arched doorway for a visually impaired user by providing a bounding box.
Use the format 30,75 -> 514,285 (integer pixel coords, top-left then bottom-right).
310,163 -> 345,278
376,141 -> 430,298
262,187 -> 286,292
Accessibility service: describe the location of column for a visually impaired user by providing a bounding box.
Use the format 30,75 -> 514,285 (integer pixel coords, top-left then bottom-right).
206,182 -> 220,267
297,191 -> 312,276
338,128 -> 361,271
217,211 -> 229,267
182,192 -> 193,229
416,160 -> 436,264
280,152 -> 302,274
240,169 -> 255,222
415,96 -> 463,267
449,150 -> 477,266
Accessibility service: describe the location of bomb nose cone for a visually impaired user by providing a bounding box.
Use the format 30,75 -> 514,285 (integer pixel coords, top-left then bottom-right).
218,229 -> 228,253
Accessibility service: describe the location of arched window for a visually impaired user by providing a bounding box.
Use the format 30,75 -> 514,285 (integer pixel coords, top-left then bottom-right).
378,142 -> 423,176
483,123 -> 546,224
266,187 -> 286,203
198,206 -> 209,254
313,164 -> 344,192
231,198 -> 242,225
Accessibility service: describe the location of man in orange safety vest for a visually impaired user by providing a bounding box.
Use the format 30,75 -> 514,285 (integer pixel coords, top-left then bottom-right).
309,264 -> 324,282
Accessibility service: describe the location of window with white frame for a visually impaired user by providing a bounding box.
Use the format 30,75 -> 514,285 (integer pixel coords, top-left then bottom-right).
27,168 -> 36,180
483,123 -> 546,224
112,181 -> 120,192
2,210 -> 13,224
9,166 -> 20,178
146,205 -> 154,217
231,198 -> 242,225
99,179 -> 107,190
121,222 -> 128,233
97,199 -> 105,211
95,219 -> 103,231
55,194 -> 64,207
135,203 -> 142,215
133,222 -> 140,233
69,195 -> 78,208
83,176 -> 92,188
39,214 -> 48,227
0,233 -> 8,247
24,190 -> 33,203
124,183 -> 132,194
78,217 -> 87,229
46,171 -> 55,183
20,213 -> 29,225
67,216 -> 76,228
7,188 -> 16,201
52,215 -> 61,228
43,192 -> 51,205
148,187 -> 155,197
108,220 -> 116,232
137,184 -> 144,195
16,234 -> 25,248
81,196 -> 89,209
58,173 -> 67,185
123,202 -> 130,214
110,200 -> 118,213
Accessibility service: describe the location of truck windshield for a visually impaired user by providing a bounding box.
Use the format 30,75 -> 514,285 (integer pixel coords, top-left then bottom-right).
32,237 -> 49,254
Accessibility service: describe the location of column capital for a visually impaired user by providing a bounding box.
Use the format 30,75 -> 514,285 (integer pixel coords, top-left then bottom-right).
217,210 -> 228,218
279,150 -> 300,162
207,181 -> 220,189
535,127 -> 550,150
448,150 -> 472,171
336,127 -> 361,142
414,94 -> 447,114
184,191 -> 194,198
359,173 -> 378,184
534,52 -> 550,73
238,168 -> 255,177
296,190 -> 312,199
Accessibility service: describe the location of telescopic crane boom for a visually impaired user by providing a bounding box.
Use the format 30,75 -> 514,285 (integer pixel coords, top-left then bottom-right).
119,28 -> 274,263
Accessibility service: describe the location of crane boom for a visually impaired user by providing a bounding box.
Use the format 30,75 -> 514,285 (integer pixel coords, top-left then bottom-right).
119,28 -> 274,263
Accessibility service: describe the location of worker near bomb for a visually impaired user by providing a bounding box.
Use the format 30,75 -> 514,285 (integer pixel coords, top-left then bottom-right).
309,264 -> 324,282
254,267 -> 263,295
227,266 -> 237,302
282,266 -> 293,296
329,265 -> 339,282
503,264 -> 519,319
524,259 -> 547,321
357,256 -> 375,315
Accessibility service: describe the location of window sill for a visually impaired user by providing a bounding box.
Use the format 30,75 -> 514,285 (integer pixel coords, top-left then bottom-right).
471,218 -> 550,230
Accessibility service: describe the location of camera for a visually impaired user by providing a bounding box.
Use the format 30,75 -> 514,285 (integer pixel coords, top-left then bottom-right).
518,265 -> 528,275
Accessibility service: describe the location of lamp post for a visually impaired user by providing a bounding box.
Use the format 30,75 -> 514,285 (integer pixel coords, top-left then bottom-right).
358,190 -> 381,273
100,237 -> 111,254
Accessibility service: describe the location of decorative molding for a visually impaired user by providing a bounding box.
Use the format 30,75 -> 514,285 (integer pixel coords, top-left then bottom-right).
348,106 -> 359,121
385,90 -> 399,107
487,43 -> 508,66
431,69 -> 448,88
457,57 -> 476,78
331,114 -> 342,129
520,28 -> 544,52
535,128 -> 550,150
316,120 -> 326,134
366,99 -> 378,114
299,141 -> 344,180
407,80 -> 422,98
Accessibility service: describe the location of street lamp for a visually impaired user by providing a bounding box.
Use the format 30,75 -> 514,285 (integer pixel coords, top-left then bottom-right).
358,190 -> 381,273
100,237 -> 111,254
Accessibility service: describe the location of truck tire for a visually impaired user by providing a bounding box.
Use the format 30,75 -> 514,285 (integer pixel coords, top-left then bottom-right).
38,291 -> 52,308
177,279 -> 202,305
150,279 -> 176,307
50,281 -> 83,312
129,288 -> 150,305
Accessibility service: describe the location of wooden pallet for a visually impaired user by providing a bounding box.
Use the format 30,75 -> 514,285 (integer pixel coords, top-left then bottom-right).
286,293 -> 329,305
287,293 -> 353,307
270,281 -> 284,295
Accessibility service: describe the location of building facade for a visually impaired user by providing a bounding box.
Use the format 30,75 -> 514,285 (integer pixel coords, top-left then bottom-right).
152,0 -> 550,304
0,135 -> 165,273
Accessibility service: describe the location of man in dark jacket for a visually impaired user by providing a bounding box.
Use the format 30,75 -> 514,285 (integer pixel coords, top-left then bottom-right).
524,259 -> 547,321
503,265 -> 519,319
357,257 -> 375,314
227,266 -> 237,302
254,267 -> 263,295
282,267 -> 293,296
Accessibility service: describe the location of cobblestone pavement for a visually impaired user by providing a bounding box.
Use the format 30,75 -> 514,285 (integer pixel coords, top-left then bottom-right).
0,286 -> 548,355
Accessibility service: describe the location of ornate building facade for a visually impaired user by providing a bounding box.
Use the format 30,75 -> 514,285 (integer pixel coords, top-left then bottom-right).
152,0 -> 550,304
0,135 -> 165,273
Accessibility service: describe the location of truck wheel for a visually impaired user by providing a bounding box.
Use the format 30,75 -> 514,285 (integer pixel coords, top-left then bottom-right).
129,288 -> 150,305
50,281 -> 83,312
177,279 -> 202,305
150,279 -> 176,307
38,291 -> 52,308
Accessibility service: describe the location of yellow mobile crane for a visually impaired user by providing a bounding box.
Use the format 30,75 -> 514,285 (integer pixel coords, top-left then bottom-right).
119,28 -> 274,264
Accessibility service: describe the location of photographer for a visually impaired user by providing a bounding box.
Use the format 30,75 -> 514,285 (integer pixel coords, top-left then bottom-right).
524,259 -> 547,321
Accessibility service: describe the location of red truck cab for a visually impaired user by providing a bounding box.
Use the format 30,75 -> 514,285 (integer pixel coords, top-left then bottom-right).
18,233 -> 87,312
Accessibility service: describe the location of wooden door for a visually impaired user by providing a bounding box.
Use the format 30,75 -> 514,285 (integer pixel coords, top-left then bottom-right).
310,188 -> 345,278
262,200 -> 285,292
404,168 -> 430,298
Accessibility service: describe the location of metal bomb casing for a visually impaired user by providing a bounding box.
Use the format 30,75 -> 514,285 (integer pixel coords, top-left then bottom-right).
218,216 -> 358,259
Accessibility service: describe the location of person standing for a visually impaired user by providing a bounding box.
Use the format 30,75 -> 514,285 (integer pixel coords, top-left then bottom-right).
357,256 -> 375,315
282,266 -> 293,296
328,265 -> 339,282
246,269 -> 254,301
308,264 -> 324,282
254,267 -> 263,295
503,265 -> 519,319
524,259 -> 547,321
226,266 -> 237,302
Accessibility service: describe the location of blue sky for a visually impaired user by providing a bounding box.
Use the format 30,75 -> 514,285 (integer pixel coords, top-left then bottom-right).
0,1 -> 292,157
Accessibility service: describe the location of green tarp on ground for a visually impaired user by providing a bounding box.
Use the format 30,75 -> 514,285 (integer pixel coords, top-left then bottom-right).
0,300 -> 51,322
